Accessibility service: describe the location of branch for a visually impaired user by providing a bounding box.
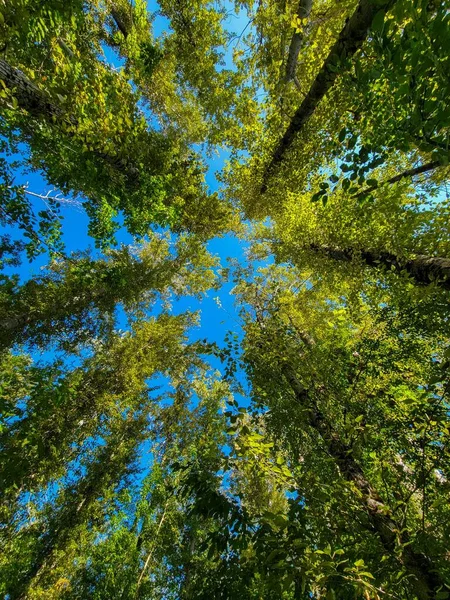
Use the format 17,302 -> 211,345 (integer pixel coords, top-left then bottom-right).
261,0 -> 398,193
355,160 -> 443,198
284,0 -> 313,84
135,505 -> 168,594
57,38 -> 74,59
21,187 -> 83,212
110,5 -> 130,38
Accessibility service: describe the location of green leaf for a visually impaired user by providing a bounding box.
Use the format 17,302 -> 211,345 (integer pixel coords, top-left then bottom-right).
372,10 -> 385,34
311,191 -> 324,202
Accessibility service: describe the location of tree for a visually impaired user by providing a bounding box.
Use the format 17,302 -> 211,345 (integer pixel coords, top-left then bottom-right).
0,233 -> 218,351
229,261 -> 450,598
0,0 -> 234,245
1,0 -> 449,598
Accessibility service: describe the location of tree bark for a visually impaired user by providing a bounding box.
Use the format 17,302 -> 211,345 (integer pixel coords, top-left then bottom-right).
284,0 -> 313,83
282,363 -> 447,600
107,0 -> 132,38
261,0 -> 398,192
0,58 -> 67,120
356,160 -> 442,198
110,7 -> 130,38
309,244 -> 450,289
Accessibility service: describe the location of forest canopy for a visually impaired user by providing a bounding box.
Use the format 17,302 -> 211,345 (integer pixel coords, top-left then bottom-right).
0,0 -> 449,598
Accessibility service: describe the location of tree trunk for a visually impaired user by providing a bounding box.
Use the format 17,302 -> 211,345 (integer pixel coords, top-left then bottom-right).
12,415 -> 145,600
309,244 -> 450,289
261,0 -> 398,192
284,0 -> 313,83
111,8 -> 130,38
108,0 -> 131,38
282,363 -> 446,600
0,58 -> 66,120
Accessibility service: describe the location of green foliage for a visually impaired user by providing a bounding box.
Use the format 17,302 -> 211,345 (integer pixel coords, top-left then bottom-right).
0,140 -> 64,259
0,233 -> 218,351
0,0 -> 449,599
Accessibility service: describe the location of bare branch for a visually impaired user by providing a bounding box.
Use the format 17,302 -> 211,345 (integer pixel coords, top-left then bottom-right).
21,187 -> 83,212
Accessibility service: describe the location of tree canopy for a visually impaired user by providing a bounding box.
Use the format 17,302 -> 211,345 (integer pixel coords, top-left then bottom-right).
0,0 -> 449,598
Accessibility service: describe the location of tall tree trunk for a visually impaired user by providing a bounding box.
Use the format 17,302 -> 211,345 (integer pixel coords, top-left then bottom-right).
0,58 -> 66,120
282,363 -> 446,600
261,0 -> 398,192
0,252 -> 183,350
11,414 -> 145,600
284,0 -> 313,83
309,244 -> 450,289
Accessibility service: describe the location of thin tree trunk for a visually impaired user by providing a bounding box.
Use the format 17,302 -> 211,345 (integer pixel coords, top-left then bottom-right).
261,0 -> 397,192
356,160 -> 442,198
0,252 -> 185,350
135,506 -> 168,594
180,535 -> 196,599
309,244 -> 450,289
282,363 -> 446,600
12,415 -> 145,600
284,0 -> 313,83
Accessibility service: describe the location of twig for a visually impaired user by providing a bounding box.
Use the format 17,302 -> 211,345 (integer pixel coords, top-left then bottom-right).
135,504 -> 168,594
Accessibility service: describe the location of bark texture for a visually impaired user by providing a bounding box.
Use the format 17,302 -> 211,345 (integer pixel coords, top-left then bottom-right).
309,244 -> 450,289
282,363 -> 447,600
261,0 -> 398,192
0,58 -> 66,120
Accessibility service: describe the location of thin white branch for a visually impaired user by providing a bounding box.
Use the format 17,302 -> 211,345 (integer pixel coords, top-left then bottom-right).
20,186 -> 83,212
